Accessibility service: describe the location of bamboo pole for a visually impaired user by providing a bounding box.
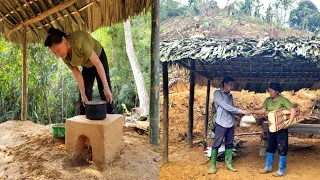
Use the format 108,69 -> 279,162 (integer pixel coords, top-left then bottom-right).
21,26 -> 27,120
149,0 -> 159,146
188,60 -> 195,147
162,62 -> 169,164
204,79 -> 210,138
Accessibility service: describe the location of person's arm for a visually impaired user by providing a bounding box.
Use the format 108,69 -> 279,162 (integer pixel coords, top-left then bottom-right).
89,50 -> 113,103
71,66 -> 88,103
284,108 -> 296,128
283,98 -> 296,128
214,91 -> 246,114
252,98 -> 268,115
252,108 -> 267,115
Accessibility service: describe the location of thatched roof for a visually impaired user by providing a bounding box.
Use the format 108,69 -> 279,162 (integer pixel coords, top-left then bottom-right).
160,37 -> 320,91
0,0 -> 151,44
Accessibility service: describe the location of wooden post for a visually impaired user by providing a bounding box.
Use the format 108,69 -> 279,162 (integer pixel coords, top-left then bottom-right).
204,79 -> 211,138
21,26 -> 27,121
188,60 -> 195,147
149,0 -> 159,146
162,62 -> 169,164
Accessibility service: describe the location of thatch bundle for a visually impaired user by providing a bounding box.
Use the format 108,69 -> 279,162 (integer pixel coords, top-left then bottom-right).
0,0 -> 151,44
160,37 -> 320,92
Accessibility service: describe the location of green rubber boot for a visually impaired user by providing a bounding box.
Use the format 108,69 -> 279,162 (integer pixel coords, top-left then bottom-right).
208,149 -> 218,174
225,149 -> 237,172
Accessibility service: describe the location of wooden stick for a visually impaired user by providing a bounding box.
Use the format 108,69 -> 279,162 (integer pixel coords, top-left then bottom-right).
62,7 -> 78,25
71,5 -> 85,24
235,132 -> 261,136
149,0 -> 160,146
21,26 -> 27,121
162,62 -> 169,164
204,79 -> 210,138
7,0 -> 76,36
188,60 -> 195,147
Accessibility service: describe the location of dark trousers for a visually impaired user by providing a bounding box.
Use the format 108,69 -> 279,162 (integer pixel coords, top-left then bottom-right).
267,129 -> 288,156
79,48 -> 115,115
212,123 -> 234,149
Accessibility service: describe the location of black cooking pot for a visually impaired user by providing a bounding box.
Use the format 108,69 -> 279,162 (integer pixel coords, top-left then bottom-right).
85,101 -> 107,120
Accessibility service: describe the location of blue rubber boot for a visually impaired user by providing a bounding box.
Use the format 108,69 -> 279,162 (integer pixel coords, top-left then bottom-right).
259,152 -> 274,174
273,155 -> 286,177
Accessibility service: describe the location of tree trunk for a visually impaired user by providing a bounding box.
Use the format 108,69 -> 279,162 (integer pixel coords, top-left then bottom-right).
43,87 -> 52,124
123,19 -> 150,116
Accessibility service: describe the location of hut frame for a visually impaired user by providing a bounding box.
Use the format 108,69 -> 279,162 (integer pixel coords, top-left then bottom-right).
160,37 -> 320,164
0,0 -> 159,145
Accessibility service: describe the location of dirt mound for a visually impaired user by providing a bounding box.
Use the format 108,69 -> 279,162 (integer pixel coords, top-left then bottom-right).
0,121 -> 159,180
160,9 -> 309,40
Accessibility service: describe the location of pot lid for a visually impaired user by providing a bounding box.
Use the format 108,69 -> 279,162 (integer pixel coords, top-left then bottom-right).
85,100 -> 107,105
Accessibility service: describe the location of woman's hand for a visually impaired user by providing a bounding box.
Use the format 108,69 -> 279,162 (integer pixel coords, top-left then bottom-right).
242,110 -> 249,115
81,95 -> 88,106
103,87 -> 113,103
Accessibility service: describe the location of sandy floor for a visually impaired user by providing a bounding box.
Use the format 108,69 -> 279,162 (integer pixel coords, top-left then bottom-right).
160,135 -> 320,180
0,120 -> 159,180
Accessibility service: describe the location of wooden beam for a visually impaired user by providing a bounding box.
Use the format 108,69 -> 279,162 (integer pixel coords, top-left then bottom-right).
62,7 -> 78,25
48,0 -> 65,23
29,0 -> 53,30
149,0 -> 159,146
0,11 -> 14,27
0,3 -> 19,24
162,62 -> 169,164
71,5 -> 85,24
188,60 -> 195,147
15,0 -> 39,37
263,121 -> 320,134
178,60 -> 211,79
22,0 -> 45,29
7,0 -> 76,36
21,26 -> 27,120
37,0 -> 64,30
204,79 -> 210,138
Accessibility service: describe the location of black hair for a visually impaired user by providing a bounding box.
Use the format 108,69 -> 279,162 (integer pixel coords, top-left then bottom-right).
221,76 -> 234,87
44,27 -> 67,47
269,82 -> 282,93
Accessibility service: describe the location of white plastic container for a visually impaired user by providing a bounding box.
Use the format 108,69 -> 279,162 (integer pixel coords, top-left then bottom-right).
241,115 -> 256,123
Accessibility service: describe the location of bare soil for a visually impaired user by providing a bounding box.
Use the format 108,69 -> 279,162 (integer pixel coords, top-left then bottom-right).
0,120 -> 159,180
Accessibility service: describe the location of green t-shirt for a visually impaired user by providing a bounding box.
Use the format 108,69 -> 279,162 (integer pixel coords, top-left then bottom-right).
262,96 -> 293,112
63,31 -> 102,69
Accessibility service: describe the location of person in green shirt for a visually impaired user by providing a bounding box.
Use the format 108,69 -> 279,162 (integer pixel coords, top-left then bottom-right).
44,28 -> 114,114
252,83 -> 296,177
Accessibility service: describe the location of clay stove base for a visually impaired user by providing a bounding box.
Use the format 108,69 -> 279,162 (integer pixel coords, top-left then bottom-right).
65,114 -> 124,164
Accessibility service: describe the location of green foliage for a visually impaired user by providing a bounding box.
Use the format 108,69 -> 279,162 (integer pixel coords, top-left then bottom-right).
160,0 -> 192,21
202,17 -> 212,29
219,11 -> 229,18
160,0 -> 219,21
289,0 -> 320,32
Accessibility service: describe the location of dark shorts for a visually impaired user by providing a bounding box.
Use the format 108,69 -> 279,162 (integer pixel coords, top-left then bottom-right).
267,129 -> 288,156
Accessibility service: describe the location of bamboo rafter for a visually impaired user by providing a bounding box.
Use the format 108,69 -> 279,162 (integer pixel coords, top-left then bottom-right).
7,0 -> 76,36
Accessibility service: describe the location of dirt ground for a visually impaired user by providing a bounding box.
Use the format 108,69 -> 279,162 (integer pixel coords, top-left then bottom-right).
160,83 -> 320,180
0,120 -> 159,180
